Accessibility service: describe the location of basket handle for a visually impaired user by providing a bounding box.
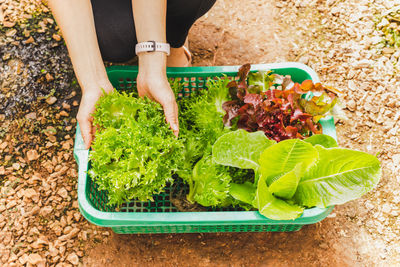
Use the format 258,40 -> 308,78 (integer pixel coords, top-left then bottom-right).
320,116 -> 337,141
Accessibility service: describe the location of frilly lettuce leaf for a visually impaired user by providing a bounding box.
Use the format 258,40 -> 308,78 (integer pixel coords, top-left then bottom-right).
90,91 -> 184,205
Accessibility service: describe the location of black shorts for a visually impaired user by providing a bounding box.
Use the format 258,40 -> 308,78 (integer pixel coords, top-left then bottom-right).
91,0 -> 216,63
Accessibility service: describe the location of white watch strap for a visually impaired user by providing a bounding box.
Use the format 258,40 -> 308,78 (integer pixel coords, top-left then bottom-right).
135,41 -> 170,56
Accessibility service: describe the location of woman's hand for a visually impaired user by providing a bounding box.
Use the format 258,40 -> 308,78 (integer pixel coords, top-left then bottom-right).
77,82 -> 114,149
137,52 -> 179,136
49,0 -> 114,149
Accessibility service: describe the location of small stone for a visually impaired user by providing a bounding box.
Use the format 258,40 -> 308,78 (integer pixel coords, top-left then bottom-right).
58,188 -> 69,199
25,112 -> 37,120
19,254 -> 29,265
66,253 -> 79,265
46,96 -> 57,105
27,150 -> 39,161
59,245 -> 66,256
45,73 -> 54,82
53,34 -> 62,41
24,188 -> 38,200
24,36 -> 35,44
363,102 -> 373,112
319,242 -> 329,249
0,166 -> 5,175
382,47 -> 395,54
27,253 -> 43,265
354,59 -> 372,69
348,80 -> 357,91
63,226 -> 72,235
0,141 -> 8,150
6,29 -> 17,37
48,135 -> 57,142
347,99 -> 356,111
73,212 -> 81,222
59,110 -> 69,117
49,246 -> 59,257
72,100 -> 79,106
40,206 -> 53,216
3,21 -> 16,27
298,55 -> 309,64
81,231 -> 88,241
62,102 -> 71,110
8,252 -> 18,263
12,163 -> 21,170
62,142 -> 71,150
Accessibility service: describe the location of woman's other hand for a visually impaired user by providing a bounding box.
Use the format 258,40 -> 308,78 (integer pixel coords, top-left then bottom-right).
137,52 -> 179,136
77,82 -> 114,149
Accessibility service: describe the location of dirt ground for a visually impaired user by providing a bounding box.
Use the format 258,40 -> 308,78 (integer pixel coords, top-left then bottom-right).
1,0 -> 400,266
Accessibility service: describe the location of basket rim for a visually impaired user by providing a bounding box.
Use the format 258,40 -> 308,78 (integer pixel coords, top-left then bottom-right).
106,62 -> 320,82
74,63 -> 335,228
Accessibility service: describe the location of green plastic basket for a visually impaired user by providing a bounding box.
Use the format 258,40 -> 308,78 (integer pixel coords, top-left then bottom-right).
74,63 -> 336,234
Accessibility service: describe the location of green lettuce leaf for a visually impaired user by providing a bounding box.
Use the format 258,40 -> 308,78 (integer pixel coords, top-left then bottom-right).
212,130 -> 276,170
254,176 -> 304,220
259,139 -> 318,185
187,155 -> 232,207
247,70 -> 275,94
269,163 -> 302,200
90,91 -> 184,205
229,182 -> 256,205
304,134 -> 338,148
206,77 -> 231,115
294,146 -> 382,208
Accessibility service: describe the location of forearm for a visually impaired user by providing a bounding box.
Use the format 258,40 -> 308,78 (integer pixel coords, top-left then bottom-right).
132,0 -> 167,75
132,0 -> 179,135
48,0 -> 111,93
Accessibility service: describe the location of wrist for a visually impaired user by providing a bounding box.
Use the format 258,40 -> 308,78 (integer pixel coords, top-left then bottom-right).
138,52 -> 167,76
81,79 -> 113,95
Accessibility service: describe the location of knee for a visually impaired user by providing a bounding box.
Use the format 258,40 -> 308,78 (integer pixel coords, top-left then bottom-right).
96,29 -> 136,63
99,40 -> 135,63
196,0 -> 216,18
168,0 -> 216,20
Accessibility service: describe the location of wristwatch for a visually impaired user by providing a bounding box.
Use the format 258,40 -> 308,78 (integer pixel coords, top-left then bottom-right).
135,41 -> 170,56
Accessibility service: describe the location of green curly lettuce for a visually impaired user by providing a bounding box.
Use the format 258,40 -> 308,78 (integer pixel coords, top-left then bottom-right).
89,91 -> 184,206
187,155 -> 232,207
177,77 -> 231,172
176,77 -> 233,205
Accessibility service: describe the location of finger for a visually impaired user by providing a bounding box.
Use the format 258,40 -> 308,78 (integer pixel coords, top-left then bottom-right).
161,98 -> 179,137
77,115 -> 93,150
